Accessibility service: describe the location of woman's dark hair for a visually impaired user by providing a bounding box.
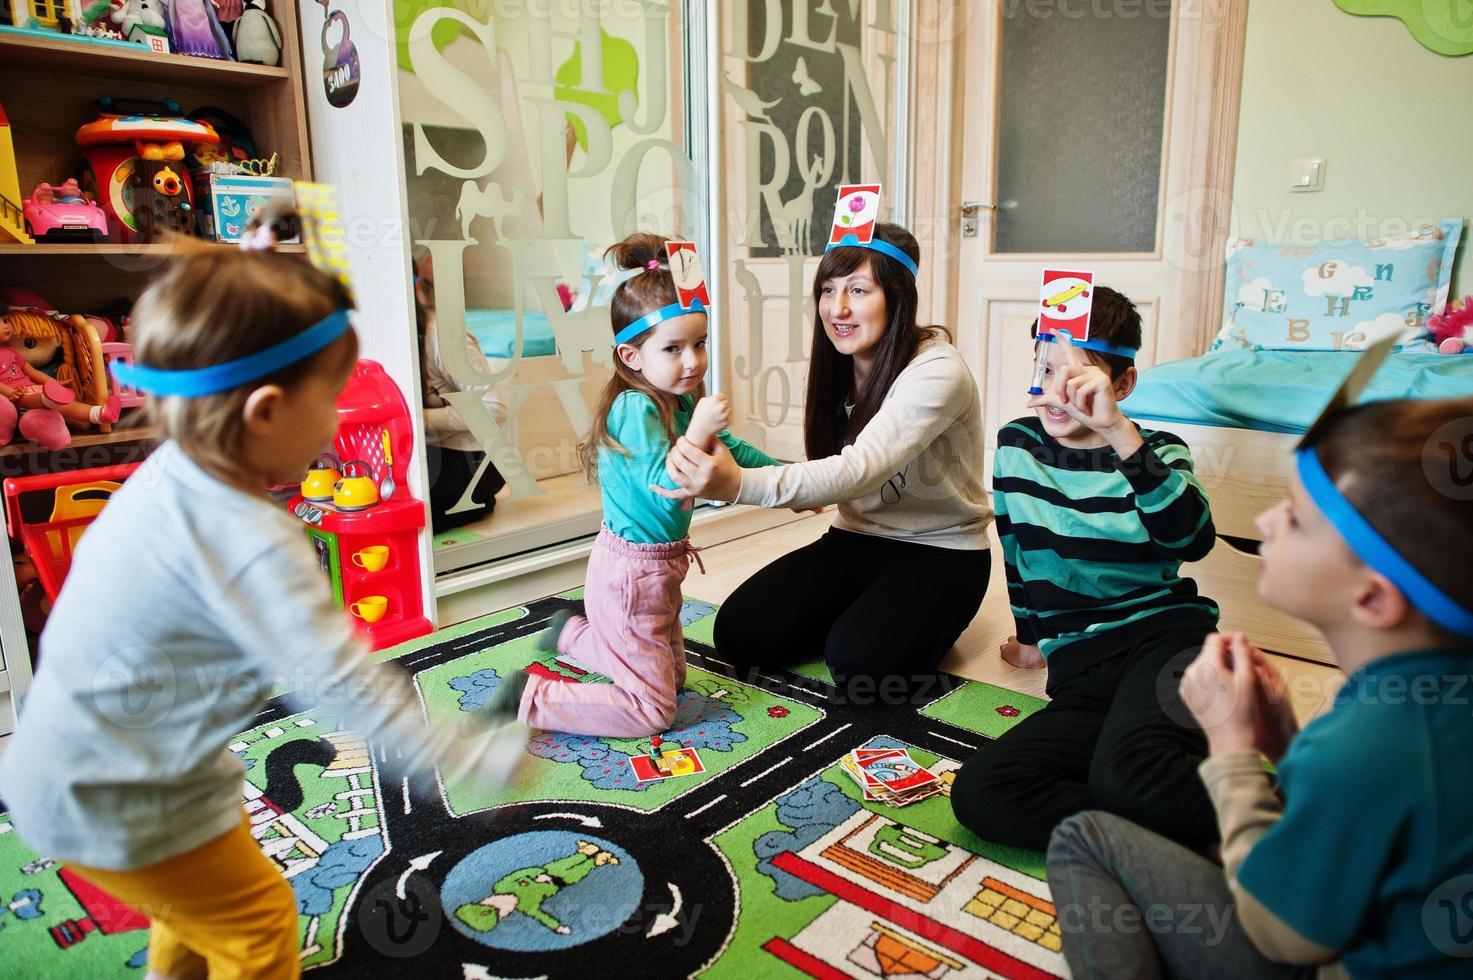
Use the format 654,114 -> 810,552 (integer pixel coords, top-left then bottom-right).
804,222 -> 945,460
1312,395 -> 1473,635
579,232 -> 704,480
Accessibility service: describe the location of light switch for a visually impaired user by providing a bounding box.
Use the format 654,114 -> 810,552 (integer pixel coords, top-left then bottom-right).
1290,157 -> 1326,193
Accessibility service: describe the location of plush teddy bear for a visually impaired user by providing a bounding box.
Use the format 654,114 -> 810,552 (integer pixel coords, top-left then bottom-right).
1428,297 -> 1473,355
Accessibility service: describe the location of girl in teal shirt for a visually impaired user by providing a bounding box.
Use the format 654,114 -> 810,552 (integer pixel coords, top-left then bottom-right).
484,233 -> 777,738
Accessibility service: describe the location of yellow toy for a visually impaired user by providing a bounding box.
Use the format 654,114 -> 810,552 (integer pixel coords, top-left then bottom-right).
0,102 -> 35,244
1042,282 -> 1090,313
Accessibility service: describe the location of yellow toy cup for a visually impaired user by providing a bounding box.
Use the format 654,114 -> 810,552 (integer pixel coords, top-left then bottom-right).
351,545 -> 390,572
350,595 -> 388,624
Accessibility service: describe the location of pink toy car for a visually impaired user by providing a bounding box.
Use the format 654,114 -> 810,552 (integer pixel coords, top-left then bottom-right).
23,181 -> 110,243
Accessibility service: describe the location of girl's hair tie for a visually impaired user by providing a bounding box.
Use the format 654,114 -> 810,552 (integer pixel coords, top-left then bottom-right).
645,259 -> 662,271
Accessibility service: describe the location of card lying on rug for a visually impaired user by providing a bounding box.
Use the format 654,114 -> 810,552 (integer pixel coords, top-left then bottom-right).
839,747 -> 942,806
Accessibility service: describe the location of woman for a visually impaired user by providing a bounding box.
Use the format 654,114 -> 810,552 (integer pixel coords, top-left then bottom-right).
657,223 -> 992,700
414,250 -> 510,531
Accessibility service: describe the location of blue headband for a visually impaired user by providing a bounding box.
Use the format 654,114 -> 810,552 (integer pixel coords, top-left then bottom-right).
824,233 -> 919,277
1296,447 -> 1473,637
111,309 -> 354,397
613,297 -> 707,346
1039,328 -> 1138,359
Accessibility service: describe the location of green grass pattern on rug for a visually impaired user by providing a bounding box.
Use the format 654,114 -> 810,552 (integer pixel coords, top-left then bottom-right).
921,678 -> 1049,740
0,592 -> 1067,978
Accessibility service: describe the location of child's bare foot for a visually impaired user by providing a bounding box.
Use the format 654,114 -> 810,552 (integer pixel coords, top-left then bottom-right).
1000,636 -> 1044,669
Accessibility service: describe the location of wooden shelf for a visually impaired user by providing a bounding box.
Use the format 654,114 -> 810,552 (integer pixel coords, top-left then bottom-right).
0,243 -> 307,309
0,425 -> 155,458
0,242 -> 306,256
0,29 -> 291,89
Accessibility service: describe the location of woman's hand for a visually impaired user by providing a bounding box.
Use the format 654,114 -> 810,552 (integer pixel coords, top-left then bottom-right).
651,437 -> 742,503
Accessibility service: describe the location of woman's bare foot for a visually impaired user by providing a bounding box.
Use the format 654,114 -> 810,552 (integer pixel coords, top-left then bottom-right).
1000,636 -> 1044,669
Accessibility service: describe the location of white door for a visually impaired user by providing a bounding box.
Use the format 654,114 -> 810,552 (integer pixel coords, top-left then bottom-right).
953,1 -> 1243,479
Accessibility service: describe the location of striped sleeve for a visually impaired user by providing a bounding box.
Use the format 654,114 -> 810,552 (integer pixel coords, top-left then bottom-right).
992,486 -> 1039,646
1117,435 -> 1216,562
993,422 -> 1041,645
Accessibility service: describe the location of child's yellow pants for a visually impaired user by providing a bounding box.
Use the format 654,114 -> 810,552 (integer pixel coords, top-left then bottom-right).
69,811 -> 299,979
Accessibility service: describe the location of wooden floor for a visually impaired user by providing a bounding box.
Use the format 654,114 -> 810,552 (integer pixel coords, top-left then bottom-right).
690,512 -> 1345,725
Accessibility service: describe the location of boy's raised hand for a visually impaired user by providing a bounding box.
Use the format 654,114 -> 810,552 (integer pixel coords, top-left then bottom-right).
1179,632 -> 1261,755
1244,638 -> 1299,763
1025,332 -> 1125,433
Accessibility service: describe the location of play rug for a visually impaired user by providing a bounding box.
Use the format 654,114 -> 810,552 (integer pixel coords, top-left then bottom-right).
0,592 -> 1061,979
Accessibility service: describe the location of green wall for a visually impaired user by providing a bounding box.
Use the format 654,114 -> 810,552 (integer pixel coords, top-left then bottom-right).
1231,0 -> 1471,296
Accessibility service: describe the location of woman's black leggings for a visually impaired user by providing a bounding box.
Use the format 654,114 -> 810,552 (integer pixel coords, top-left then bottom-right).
712,527 -> 990,704
426,444 -> 506,531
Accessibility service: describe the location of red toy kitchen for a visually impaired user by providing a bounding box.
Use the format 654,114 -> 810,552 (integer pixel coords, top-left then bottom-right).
288,359 -> 432,650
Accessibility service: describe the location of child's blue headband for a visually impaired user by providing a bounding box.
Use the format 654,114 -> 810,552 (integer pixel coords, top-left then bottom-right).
613,297 -> 708,347
111,308 -> 354,397
824,233 -> 919,277
1296,446 -> 1473,637
1039,328 -> 1138,360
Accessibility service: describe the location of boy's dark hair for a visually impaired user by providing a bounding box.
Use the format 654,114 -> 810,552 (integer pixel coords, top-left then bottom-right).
1311,396 -> 1473,630
1030,285 -> 1141,380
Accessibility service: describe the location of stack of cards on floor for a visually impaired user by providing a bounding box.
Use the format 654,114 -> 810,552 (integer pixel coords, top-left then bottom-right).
840,748 -> 942,806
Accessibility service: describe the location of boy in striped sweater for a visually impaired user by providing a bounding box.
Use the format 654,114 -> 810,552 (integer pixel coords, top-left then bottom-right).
952,287 -> 1221,852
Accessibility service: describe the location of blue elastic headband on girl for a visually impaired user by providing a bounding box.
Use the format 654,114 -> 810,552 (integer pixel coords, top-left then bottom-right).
1296,446 -> 1473,637
824,233 -> 920,277
613,297 -> 707,347
111,308 -> 354,397
1040,328 -> 1138,360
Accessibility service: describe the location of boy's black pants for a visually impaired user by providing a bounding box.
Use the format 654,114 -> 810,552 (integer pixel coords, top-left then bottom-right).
952,626 -> 1220,852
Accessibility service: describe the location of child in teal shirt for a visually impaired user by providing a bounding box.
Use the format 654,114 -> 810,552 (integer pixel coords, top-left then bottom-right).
1047,395 -> 1473,979
485,234 -> 777,738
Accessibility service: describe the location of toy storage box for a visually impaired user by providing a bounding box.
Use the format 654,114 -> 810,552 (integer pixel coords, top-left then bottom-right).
195,173 -> 297,243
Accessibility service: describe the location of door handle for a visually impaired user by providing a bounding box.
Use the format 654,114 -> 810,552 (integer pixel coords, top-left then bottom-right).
959,201 -> 996,237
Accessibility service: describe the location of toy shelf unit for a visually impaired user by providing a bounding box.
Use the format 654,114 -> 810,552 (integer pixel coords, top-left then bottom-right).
0,0 -> 311,457
0,0 -> 309,257
288,360 -> 431,652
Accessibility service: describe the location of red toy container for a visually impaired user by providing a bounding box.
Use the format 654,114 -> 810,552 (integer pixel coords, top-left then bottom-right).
286,359 -> 432,650
4,463 -> 141,602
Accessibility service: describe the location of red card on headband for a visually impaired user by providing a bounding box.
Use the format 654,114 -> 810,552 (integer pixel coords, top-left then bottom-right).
830,183 -> 882,244
1038,269 -> 1095,341
666,240 -> 710,309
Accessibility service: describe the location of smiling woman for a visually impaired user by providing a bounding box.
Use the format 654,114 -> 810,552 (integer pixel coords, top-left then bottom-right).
659,224 -> 994,702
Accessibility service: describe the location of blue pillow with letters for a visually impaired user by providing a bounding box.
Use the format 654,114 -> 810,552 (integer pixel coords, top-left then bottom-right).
1212,219 -> 1463,351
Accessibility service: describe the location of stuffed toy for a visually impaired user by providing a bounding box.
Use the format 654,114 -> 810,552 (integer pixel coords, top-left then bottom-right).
0,310 -> 121,450
1428,297 -> 1473,354
232,0 -> 281,66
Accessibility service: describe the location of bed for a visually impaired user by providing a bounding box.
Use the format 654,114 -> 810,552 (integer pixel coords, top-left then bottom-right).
1126,349 -> 1473,665
467,308 -> 558,360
